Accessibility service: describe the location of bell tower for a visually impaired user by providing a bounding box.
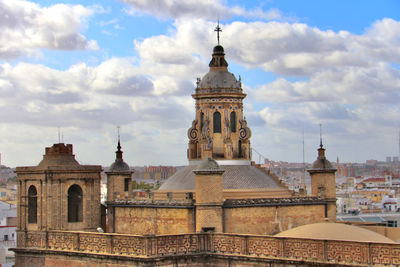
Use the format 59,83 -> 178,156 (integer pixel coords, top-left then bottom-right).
187,23 -> 251,161
16,143 -> 102,235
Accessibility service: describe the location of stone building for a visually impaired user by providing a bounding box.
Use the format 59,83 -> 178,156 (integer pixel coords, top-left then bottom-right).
15,143 -> 102,234
12,37 -> 400,266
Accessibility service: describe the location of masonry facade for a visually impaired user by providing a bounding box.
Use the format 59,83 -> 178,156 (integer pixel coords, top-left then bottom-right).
16,144 -> 102,234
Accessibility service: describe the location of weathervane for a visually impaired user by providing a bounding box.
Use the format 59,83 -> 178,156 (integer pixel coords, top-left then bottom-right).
214,19 -> 222,45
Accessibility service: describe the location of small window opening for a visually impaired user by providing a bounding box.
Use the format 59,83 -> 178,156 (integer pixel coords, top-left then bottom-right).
124,178 -> 130,192
213,111 -> 221,133
68,185 -> 83,222
28,185 -> 37,224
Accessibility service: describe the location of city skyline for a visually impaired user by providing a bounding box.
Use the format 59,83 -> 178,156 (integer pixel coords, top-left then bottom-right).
0,0 -> 399,167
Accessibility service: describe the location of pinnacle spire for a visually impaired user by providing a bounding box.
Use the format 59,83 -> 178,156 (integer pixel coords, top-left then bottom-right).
214,20 -> 222,45
116,126 -> 123,160
318,124 -> 326,158
319,123 -> 323,148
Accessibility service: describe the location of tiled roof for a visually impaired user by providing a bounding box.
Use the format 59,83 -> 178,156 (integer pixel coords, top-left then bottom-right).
363,177 -> 385,183
159,164 -> 286,191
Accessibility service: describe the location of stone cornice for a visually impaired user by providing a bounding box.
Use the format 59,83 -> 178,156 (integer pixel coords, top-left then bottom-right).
106,200 -> 194,208
224,196 -> 328,208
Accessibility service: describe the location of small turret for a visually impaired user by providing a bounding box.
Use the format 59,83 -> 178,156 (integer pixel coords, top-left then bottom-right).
308,128 -> 336,221
106,134 -> 134,202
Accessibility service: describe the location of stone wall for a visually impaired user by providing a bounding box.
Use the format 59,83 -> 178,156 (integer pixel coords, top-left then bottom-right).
17,168 -> 101,232
14,230 -> 400,266
224,204 -> 326,235
112,206 -> 194,235
107,197 -> 329,236
223,197 -> 328,235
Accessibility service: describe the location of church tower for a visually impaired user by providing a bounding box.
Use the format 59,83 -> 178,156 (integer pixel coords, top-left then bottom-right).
16,143 -> 102,236
159,23 -> 292,200
187,23 -> 251,161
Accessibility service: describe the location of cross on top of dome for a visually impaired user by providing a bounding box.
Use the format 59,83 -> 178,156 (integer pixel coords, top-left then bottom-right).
214,20 -> 222,45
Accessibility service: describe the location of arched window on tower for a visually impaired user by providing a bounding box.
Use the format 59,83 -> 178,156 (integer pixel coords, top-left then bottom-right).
230,111 -> 236,133
68,184 -> 83,222
213,111 -> 221,133
28,185 -> 37,224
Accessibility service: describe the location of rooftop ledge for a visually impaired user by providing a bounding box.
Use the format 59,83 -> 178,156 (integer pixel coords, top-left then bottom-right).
189,159 -> 251,166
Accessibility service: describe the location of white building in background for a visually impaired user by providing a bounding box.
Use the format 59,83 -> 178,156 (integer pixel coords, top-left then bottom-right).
0,225 -> 16,267
0,201 -> 16,266
382,195 -> 399,212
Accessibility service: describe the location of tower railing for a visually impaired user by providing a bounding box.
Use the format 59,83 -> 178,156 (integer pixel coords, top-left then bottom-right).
251,148 -> 268,165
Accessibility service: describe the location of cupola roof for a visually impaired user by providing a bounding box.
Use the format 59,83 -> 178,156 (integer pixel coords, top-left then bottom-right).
197,22 -> 241,90
308,126 -> 335,172
108,137 -> 131,173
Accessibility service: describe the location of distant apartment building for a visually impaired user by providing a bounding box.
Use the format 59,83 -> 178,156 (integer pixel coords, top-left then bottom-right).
0,200 -> 16,267
142,166 -> 177,180
0,166 -> 15,185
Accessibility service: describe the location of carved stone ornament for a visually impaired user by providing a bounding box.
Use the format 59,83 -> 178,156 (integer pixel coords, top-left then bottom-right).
239,119 -> 251,140
187,120 -> 199,141
201,119 -> 210,140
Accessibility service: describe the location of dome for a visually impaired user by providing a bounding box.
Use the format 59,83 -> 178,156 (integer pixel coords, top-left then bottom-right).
198,71 -> 240,89
309,147 -> 334,171
213,45 -> 224,54
107,140 -> 132,173
159,164 -> 291,192
109,160 -> 130,172
197,158 -> 220,170
275,223 -> 396,244
312,157 -> 333,169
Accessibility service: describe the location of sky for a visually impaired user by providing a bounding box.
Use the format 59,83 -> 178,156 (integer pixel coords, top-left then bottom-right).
0,0 -> 399,167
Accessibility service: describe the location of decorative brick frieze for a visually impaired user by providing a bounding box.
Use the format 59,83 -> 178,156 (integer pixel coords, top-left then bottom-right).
283,238 -> 324,261
13,230 -> 400,266
247,236 -> 283,257
326,241 -> 369,264
371,244 -> 400,265
111,235 -> 146,256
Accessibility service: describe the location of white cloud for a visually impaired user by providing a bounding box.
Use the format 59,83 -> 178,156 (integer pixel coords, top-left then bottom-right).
0,0 -> 99,60
1,13 -> 399,166
121,0 -> 284,21
132,18 -> 400,77
122,0 -> 227,19
253,64 -> 400,105
129,18 -> 400,163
